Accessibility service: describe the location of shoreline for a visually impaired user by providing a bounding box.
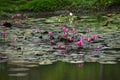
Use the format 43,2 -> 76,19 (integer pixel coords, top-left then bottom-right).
0,5 -> 120,18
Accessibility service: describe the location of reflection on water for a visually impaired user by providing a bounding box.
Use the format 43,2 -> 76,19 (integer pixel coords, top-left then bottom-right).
0,62 -> 120,80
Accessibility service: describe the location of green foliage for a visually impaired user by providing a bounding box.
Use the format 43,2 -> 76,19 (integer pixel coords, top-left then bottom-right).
96,0 -> 120,6
22,0 -> 72,11
0,0 -> 119,11
0,0 -> 27,11
70,0 -> 97,6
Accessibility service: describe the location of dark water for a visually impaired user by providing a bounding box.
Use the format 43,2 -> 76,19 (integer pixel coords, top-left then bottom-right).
0,62 -> 120,80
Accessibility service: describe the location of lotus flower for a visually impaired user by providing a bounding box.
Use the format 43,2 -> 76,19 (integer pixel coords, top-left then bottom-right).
80,36 -> 84,43
63,32 -> 68,37
60,26 -> 66,31
77,36 -> 84,47
97,45 -> 101,50
16,13 -> 21,17
48,31 -> 52,36
11,16 -> 15,19
69,37 -> 73,41
1,32 -> 7,38
87,37 -> 91,43
25,16 -> 28,19
72,28 -> 76,34
61,26 -> 69,33
77,41 -> 82,47
92,34 -> 98,40
57,44 -> 62,49
1,32 -> 7,48
13,37 -> 17,43
64,28 -> 69,33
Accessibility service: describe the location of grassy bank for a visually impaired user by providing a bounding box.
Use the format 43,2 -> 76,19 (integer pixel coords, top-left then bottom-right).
0,0 -> 120,12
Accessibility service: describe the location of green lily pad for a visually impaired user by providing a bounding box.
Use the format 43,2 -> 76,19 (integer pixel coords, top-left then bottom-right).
99,61 -> 117,64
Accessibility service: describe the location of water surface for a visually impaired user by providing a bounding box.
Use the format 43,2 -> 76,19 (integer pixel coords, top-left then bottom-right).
0,62 -> 120,80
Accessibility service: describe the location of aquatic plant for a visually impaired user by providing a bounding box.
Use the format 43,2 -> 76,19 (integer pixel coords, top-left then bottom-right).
1,32 -> 7,39
91,34 -> 98,40
1,32 -> 7,48
57,44 -> 62,49
10,16 -> 15,19
16,13 -> 21,17
87,37 -> 91,43
0,13 -> 107,65
72,28 -> 77,35
77,41 -> 82,47
48,31 -> 53,37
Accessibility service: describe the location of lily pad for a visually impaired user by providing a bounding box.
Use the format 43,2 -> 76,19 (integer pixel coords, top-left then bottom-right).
25,64 -> 39,68
99,61 -> 117,64
8,73 -> 28,77
8,68 -> 29,72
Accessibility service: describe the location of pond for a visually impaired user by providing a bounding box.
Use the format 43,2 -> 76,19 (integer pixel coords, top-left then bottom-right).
0,12 -> 120,80
0,13 -> 120,64
0,62 -> 120,80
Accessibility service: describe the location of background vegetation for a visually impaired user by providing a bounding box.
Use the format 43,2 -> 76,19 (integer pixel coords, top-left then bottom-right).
0,0 -> 120,12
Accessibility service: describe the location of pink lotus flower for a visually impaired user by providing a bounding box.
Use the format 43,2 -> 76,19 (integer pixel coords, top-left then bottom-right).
92,34 -> 98,40
57,44 -> 62,49
13,37 -> 17,43
64,28 -> 69,33
16,13 -> 21,17
1,32 -> 7,38
64,32 -> 68,37
72,28 -> 76,34
77,41 -> 82,47
76,36 -> 84,47
60,26 -> 66,31
11,16 -> 15,19
48,31 -> 52,36
87,37 -> 91,43
26,16 -> 28,19
80,36 -> 84,43
69,37 -> 73,41
60,26 -> 69,34
97,45 -> 101,50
